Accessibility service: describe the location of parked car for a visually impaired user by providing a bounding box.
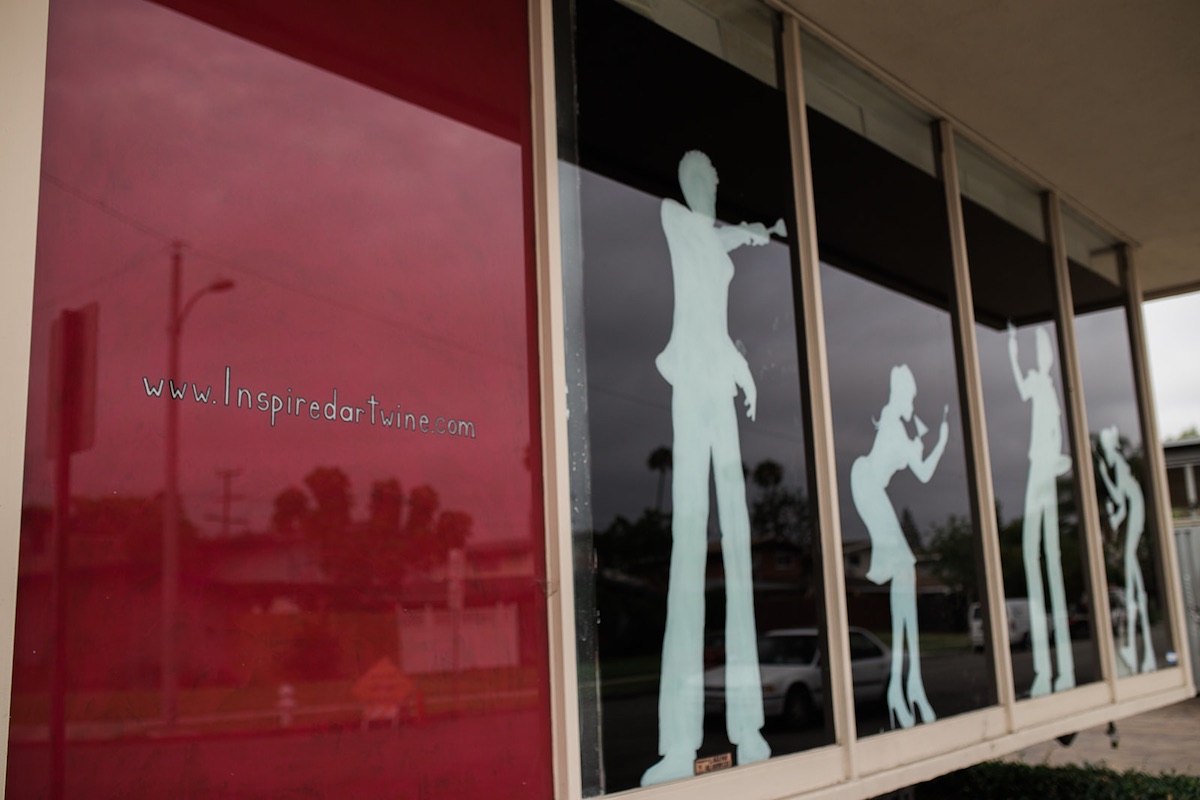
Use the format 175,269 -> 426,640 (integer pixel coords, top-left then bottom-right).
968,602 -> 983,650
969,599 -> 1035,651
1069,588 -> 1128,639
703,627 -> 890,729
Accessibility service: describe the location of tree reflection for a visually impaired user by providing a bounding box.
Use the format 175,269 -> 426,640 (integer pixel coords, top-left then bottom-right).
271,486 -> 309,536
268,467 -> 474,601
595,454 -> 810,579
647,446 -> 672,513
927,515 -> 975,599
750,459 -> 810,549
592,452 -> 813,661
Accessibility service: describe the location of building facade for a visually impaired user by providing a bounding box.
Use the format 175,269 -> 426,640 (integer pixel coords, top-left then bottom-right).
2,0 -> 1198,798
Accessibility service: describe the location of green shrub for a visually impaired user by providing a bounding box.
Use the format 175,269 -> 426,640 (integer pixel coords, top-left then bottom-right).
917,761 -> 1200,800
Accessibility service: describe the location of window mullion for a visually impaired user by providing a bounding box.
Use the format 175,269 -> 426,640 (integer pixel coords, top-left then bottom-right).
936,119 -> 1015,724
1121,246 -> 1196,693
782,16 -> 856,776
1046,190 -> 1119,696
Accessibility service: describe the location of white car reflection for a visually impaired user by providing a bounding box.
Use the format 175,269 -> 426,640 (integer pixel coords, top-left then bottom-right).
703,627 -> 890,728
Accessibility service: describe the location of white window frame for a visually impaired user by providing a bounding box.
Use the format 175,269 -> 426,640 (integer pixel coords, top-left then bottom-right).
0,0 -> 49,793
529,1 -> 1196,798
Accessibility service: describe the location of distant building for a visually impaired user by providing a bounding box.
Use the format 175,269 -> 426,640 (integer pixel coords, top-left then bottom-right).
1166,438 -> 1200,517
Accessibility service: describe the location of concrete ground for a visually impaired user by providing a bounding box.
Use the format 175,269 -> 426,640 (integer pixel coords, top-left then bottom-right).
1006,695 -> 1200,777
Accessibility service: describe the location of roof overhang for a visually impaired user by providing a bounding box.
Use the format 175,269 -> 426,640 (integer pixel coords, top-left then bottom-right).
783,0 -> 1200,299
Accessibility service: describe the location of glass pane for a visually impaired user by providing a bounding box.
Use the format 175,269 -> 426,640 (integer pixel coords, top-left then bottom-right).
613,0 -> 780,87
560,0 -> 827,793
810,98 -> 995,735
1066,208 -> 1176,677
956,140 -> 1046,244
959,138 -> 1099,699
801,32 -> 936,177
11,0 -> 552,797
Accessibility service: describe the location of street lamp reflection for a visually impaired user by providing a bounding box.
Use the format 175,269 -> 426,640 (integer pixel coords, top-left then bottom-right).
163,240 -> 234,729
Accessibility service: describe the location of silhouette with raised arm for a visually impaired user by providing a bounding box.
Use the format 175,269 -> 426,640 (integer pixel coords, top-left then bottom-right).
641,151 -> 785,787
1008,323 -> 1075,696
1097,425 -> 1156,674
850,364 -> 948,728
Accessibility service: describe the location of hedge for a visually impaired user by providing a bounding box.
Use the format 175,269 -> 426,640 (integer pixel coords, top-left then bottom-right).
916,761 -> 1200,800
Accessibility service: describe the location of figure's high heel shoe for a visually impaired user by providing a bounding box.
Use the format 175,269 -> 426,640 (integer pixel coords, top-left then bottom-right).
737,732 -> 771,766
906,678 -> 936,724
641,750 -> 696,787
886,683 -> 914,729
1117,643 -> 1137,673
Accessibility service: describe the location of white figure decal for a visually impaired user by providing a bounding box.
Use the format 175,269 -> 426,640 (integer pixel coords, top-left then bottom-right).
850,364 -> 948,728
1097,426 -> 1157,674
1008,323 -> 1075,696
641,151 -> 785,787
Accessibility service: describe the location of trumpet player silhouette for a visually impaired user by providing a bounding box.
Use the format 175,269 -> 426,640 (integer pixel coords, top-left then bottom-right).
642,150 -> 785,787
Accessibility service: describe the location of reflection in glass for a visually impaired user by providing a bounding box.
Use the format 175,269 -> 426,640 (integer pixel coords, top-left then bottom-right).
12,0 -> 551,797
1097,426 -> 1157,673
800,32 -> 937,176
560,0 -> 825,792
958,136 -> 1098,699
851,364 -> 949,727
1067,207 -> 1174,677
1006,323 -> 1075,695
641,151 -> 780,786
811,91 -> 993,734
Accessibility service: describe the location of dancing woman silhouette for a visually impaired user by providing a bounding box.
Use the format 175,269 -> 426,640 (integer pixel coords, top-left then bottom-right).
850,364 -> 948,728
1097,426 -> 1157,674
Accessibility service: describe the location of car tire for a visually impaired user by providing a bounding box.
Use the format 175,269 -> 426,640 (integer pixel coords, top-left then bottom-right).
782,685 -> 814,730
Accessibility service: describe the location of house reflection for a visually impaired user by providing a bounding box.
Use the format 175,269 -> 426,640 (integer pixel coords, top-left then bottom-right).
11,482 -> 543,742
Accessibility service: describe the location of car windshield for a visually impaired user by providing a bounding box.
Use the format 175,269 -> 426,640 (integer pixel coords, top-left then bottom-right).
758,634 -> 818,665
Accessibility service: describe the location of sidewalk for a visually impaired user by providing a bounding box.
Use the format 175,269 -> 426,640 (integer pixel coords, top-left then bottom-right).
1006,695 -> 1200,777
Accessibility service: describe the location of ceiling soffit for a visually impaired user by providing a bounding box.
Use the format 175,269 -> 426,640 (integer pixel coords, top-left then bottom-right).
781,0 -> 1200,297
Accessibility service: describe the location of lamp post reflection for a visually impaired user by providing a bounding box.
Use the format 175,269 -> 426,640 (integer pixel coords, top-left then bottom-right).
163,240 -> 234,728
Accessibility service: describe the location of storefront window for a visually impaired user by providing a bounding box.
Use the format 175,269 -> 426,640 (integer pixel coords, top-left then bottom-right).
808,43 -> 994,737
958,138 -> 1099,699
559,0 -> 826,792
1065,208 -> 1175,677
12,0 -> 552,797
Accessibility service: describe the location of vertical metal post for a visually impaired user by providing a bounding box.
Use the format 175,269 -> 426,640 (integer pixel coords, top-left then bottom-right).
49,316 -> 73,800
1045,193 -> 1118,696
1121,245 -> 1194,691
528,0 -> 584,796
47,304 -> 95,798
162,241 -> 182,729
937,120 -> 1015,722
781,17 -> 856,778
